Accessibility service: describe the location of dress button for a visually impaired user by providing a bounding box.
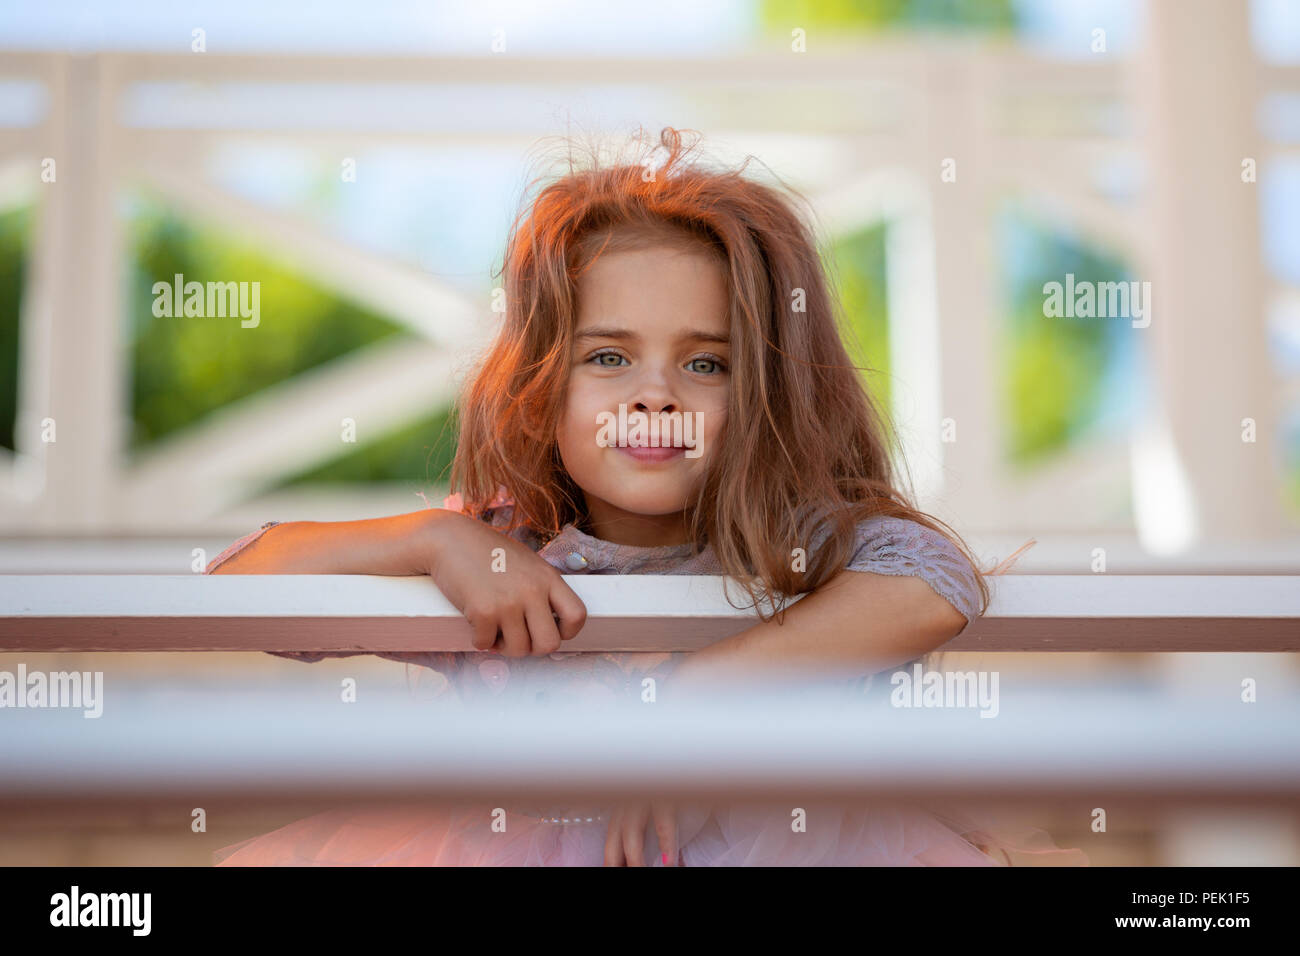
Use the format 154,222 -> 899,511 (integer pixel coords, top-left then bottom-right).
564,551 -> 589,571
478,658 -> 509,694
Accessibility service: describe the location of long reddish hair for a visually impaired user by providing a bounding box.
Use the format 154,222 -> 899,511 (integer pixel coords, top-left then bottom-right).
448,126 -> 990,624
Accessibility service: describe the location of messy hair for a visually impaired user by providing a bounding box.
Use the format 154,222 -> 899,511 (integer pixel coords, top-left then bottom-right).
448,126 -> 991,630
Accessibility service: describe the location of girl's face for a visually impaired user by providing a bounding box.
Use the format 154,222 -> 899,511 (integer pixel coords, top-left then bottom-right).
556,243 -> 730,547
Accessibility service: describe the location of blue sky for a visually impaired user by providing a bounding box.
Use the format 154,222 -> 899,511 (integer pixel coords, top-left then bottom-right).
0,1 -> 1292,59
0,0 -> 1172,56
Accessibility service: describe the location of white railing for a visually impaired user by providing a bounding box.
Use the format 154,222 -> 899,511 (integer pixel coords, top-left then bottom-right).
2,687 -> 1298,807
3,572 -> 1298,846
2,574 -> 1299,652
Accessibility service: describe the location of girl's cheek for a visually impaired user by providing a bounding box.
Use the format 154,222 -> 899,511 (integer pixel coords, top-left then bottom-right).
701,409 -> 724,455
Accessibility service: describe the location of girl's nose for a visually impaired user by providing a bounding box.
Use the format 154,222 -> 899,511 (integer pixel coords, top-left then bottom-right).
631,370 -> 679,415
634,395 -> 678,416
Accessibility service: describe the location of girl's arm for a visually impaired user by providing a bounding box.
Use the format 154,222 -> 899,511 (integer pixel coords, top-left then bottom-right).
205,510 -> 467,666
206,509 -> 455,575
668,515 -> 979,694
207,507 -> 587,659
668,569 -> 965,692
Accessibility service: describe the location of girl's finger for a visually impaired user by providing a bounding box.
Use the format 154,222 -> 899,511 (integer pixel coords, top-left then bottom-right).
604,808 -> 626,867
652,800 -> 678,867
464,606 -> 500,652
496,607 -> 530,658
548,580 -> 588,641
523,599 -> 563,656
622,804 -> 649,867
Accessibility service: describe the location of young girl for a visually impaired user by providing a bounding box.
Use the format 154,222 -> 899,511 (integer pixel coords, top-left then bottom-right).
206,128 -> 1087,867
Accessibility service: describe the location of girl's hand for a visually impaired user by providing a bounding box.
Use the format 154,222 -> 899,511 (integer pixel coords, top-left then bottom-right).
604,800 -> 680,866
420,509 -> 587,658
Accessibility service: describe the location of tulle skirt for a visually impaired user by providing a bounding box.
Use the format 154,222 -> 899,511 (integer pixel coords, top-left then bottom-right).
213,799 -> 1089,867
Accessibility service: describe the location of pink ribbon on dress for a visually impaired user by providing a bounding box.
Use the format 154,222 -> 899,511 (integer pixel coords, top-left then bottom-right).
434,486 -> 514,514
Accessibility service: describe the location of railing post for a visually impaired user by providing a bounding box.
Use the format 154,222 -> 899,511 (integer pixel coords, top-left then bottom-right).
916,50 -> 1003,531
23,54 -> 126,533
1130,0 -> 1288,549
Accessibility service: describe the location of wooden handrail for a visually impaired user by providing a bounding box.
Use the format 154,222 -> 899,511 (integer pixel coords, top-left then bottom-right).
1,574 -> 1298,652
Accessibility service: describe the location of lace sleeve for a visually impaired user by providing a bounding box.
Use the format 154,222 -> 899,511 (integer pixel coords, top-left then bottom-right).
844,516 -> 982,631
205,521 -> 282,574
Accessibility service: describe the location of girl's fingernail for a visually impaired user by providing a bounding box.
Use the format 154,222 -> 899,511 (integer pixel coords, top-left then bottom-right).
662,852 -> 669,865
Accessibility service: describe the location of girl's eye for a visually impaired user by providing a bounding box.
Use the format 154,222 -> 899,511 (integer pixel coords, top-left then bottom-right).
590,350 -> 627,368
587,350 -> 727,373
688,355 -> 727,375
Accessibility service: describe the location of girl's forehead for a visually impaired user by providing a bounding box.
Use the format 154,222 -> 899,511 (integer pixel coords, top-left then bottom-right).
567,237 -> 731,352
571,309 -> 730,342
575,249 -> 728,316
572,316 -> 731,343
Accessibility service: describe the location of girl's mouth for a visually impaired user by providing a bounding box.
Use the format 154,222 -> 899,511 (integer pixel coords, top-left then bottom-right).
617,444 -> 686,464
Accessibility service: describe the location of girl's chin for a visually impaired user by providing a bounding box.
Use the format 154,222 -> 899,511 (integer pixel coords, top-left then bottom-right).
593,486 -> 693,517
602,499 -> 691,518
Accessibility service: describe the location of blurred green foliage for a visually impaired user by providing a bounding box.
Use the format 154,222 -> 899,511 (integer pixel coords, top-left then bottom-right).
0,204 -> 29,453
272,405 -> 460,490
759,0 -> 1018,33
826,224 -> 894,434
998,204 -> 1126,469
1285,412 -> 1300,518
125,190 -> 457,486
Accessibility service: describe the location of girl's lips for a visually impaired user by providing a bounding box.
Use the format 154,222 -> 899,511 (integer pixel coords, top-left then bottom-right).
617,444 -> 686,464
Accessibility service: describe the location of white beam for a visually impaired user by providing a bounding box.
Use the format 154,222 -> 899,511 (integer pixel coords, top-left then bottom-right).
19,55 -> 126,532
1130,0 -> 1289,545
117,337 -> 472,526
1,574 -> 1298,652
138,161 -> 484,346
0,686 -> 1296,806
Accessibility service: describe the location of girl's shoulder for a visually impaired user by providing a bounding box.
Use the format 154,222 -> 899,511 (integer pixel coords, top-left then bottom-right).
842,514 -> 982,629
440,492 -> 543,551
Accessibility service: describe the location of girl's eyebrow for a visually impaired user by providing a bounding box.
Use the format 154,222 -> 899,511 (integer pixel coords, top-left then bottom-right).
575,326 -> 730,346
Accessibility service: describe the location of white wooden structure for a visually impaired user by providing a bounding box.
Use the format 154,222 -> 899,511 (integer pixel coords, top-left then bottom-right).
3,570 -> 1298,864
0,0 -> 1294,565
2,573 -> 1298,652
2,684 -> 1297,808
0,1 -> 1298,863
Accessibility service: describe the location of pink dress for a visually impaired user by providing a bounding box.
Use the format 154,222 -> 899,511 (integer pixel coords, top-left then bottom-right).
205,496 -> 1088,867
